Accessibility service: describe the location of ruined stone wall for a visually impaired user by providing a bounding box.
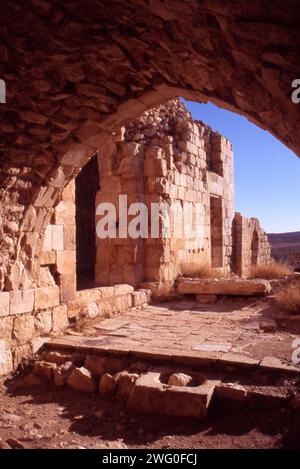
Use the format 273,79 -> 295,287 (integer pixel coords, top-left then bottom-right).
0,181 -> 149,377
233,213 -> 271,277
95,100 -> 234,291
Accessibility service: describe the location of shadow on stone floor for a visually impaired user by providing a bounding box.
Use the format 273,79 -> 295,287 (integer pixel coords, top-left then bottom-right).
156,298 -> 262,314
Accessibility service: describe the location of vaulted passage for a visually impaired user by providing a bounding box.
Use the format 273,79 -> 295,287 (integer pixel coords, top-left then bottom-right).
0,0 -> 300,290
0,0 -> 299,379
75,154 -> 100,290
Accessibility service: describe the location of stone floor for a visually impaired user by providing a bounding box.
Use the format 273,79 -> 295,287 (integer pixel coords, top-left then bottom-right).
49,298 -> 300,367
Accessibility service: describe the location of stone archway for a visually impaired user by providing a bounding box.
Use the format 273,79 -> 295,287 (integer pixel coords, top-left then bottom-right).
1,0 -> 300,290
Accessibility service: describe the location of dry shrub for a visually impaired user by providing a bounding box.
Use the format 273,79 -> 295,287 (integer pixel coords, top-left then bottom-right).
179,260 -> 224,279
276,284 -> 300,315
249,261 -> 292,280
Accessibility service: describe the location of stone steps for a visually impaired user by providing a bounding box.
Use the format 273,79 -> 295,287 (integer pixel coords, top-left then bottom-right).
25,344 -> 299,420
43,335 -> 300,378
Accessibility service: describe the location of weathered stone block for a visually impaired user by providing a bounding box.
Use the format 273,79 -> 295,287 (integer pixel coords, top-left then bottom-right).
0,341 -> 13,376
114,284 -> 134,296
178,278 -> 271,296
13,314 -> 35,342
52,224 -> 64,251
196,294 -> 218,304
97,299 -> 114,318
67,367 -> 96,393
10,290 -> 35,315
45,351 -> 73,365
77,288 -> 103,302
35,309 -> 52,335
99,373 -> 116,396
0,316 -> 13,339
48,164 -> 75,189
128,371 -> 220,419
38,267 -> 55,289
168,373 -> 193,387
144,158 -> 167,177
98,286 -> 115,298
53,201 -> 75,225
67,299 -> 86,319
60,179 -> 75,200
0,292 -> 10,317
85,301 -> 99,319
52,304 -> 68,332
85,355 -> 125,376
35,286 -> 60,310
12,344 -> 32,369
43,225 -> 53,251
34,360 -> 56,381
40,251 -> 56,266
53,361 -> 74,386
131,290 -> 149,307
215,383 -> 247,402
114,294 -> 132,313
116,371 -> 139,397
61,143 -> 95,167
59,273 -> 76,302
56,251 -> 76,275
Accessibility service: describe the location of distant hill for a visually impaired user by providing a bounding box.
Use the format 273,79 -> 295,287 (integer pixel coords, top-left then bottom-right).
268,231 -> 300,245
268,231 -> 300,270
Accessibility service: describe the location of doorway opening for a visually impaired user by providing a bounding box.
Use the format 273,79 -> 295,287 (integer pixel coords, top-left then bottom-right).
75,154 -> 100,290
210,195 -> 223,268
251,230 -> 259,266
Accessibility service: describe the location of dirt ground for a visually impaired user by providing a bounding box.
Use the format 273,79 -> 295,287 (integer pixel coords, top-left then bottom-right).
0,376 -> 300,450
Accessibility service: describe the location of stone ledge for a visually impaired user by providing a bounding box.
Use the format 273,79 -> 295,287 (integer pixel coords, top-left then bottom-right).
218,353 -> 260,368
44,338 -> 300,378
259,356 -> 300,375
177,278 -> 272,296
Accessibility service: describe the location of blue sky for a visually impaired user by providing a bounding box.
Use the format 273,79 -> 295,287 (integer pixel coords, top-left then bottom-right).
183,99 -> 300,234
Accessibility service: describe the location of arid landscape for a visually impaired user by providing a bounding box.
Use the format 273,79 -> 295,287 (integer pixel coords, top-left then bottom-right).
268,232 -> 300,272
0,0 -> 300,456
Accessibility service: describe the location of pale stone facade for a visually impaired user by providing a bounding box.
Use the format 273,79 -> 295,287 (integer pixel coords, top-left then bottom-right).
95,100 -> 235,290
0,99 -> 271,376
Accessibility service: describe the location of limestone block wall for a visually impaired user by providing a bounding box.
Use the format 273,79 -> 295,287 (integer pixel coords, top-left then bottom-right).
40,180 -> 77,303
233,213 -> 271,277
95,100 -> 234,289
0,180 -> 150,377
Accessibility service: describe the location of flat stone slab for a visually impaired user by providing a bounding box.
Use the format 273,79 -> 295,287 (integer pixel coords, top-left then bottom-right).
192,343 -> 232,353
178,278 -> 272,296
259,356 -> 300,375
44,300 -> 300,376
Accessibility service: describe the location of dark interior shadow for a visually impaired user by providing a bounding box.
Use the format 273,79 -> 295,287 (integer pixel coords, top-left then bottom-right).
156,298 -> 262,315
